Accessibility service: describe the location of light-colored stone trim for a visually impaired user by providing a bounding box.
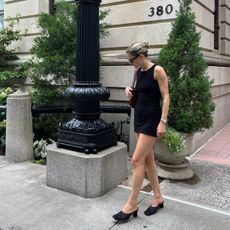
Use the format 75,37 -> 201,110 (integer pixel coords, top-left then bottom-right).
4,0 -> 26,4
4,14 -> 39,20
102,0 -> 143,7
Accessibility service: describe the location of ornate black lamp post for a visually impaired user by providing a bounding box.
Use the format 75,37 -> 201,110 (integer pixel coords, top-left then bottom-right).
57,0 -> 117,153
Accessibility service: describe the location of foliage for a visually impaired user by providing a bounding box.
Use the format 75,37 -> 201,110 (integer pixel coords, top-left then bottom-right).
0,18 -> 20,65
26,0 -> 110,105
0,87 -> 13,105
33,138 -> 53,164
0,87 -> 13,122
0,120 -> 6,150
163,127 -> 185,153
157,0 -> 215,133
0,87 -> 13,152
33,113 -> 72,141
0,17 -> 26,86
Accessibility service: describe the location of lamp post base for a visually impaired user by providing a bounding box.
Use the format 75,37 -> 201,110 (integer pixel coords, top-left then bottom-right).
57,118 -> 117,153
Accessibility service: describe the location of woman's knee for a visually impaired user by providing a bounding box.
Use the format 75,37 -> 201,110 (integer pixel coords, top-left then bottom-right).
145,152 -> 154,163
131,155 -> 145,167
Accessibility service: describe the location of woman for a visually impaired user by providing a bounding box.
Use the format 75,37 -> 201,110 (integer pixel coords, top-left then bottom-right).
113,42 -> 170,221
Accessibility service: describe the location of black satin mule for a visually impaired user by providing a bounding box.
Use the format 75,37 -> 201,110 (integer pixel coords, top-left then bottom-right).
112,209 -> 138,221
144,201 -> 164,216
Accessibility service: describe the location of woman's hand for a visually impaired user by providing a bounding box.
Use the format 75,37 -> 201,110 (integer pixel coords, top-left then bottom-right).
157,122 -> 166,139
125,87 -> 134,99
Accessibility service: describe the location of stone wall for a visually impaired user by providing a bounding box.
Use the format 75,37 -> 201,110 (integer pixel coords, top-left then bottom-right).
4,0 -> 49,62
221,0 -> 230,56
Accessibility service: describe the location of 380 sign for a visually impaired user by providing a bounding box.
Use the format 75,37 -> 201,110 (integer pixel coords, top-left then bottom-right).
148,4 -> 174,17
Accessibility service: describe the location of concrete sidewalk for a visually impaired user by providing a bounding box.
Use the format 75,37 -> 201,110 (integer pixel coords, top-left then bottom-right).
0,124 -> 230,230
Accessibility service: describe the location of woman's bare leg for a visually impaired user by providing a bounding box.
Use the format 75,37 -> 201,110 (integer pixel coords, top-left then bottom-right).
136,133 -> 163,206
145,152 -> 164,206
122,133 -> 157,213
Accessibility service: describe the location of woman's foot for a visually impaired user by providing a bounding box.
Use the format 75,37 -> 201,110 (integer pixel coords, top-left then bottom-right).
150,196 -> 164,208
113,202 -> 138,221
144,196 -> 164,216
144,201 -> 164,216
112,209 -> 138,221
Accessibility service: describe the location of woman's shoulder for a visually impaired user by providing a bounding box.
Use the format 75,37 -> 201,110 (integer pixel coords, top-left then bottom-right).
154,64 -> 165,73
153,65 -> 167,80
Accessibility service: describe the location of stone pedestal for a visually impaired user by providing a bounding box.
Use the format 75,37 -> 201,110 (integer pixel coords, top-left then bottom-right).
46,142 -> 127,198
6,90 -> 33,163
157,159 -> 194,180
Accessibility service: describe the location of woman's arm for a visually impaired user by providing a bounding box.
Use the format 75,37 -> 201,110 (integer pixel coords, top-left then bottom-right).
154,65 -> 170,137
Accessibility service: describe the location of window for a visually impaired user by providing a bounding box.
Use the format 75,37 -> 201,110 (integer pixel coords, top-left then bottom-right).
49,0 -> 74,15
0,0 -> 4,29
49,0 -> 56,15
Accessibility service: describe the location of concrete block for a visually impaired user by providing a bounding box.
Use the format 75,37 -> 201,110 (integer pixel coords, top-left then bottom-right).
100,22 -> 172,49
221,40 -> 230,56
46,142 -> 128,198
221,5 -> 230,24
196,26 -> 214,51
101,66 -> 133,88
102,0 -> 179,26
6,90 -> 33,163
196,0 -> 215,12
191,1 -> 214,31
8,36 -> 36,54
4,0 -> 39,18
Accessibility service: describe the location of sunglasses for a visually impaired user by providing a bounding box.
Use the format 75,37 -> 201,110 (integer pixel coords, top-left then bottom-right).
128,55 -> 139,64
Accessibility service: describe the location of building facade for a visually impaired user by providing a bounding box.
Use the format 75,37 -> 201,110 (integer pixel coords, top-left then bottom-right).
2,0 -> 230,152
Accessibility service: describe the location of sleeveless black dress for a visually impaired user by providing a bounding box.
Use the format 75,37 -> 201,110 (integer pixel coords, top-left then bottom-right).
134,64 -> 162,137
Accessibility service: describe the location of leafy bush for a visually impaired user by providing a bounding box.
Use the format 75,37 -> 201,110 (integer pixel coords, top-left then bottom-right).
0,87 -> 13,105
26,0 -> 109,105
0,17 -> 26,87
0,87 -> 13,152
157,0 -> 215,133
33,138 -> 53,164
33,113 -> 72,141
163,127 -> 185,153
33,139 -> 50,159
0,120 -> 6,150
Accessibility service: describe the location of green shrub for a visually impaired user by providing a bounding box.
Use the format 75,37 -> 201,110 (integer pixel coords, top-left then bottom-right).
0,120 -> 6,150
33,139 -> 50,159
0,87 -> 13,104
33,138 -> 53,164
157,0 -> 215,133
0,17 -> 26,87
163,127 -> 185,153
0,87 -> 13,152
33,113 -> 72,141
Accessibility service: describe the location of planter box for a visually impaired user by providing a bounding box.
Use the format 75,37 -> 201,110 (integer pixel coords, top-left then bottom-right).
154,133 -> 194,164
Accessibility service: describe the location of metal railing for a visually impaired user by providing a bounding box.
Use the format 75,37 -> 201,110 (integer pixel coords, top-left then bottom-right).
0,104 -> 131,117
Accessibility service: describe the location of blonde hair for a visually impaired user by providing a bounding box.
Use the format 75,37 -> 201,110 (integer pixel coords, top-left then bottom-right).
126,42 -> 150,57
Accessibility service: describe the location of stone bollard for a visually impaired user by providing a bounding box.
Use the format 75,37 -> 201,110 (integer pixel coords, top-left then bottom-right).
6,90 -> 33,162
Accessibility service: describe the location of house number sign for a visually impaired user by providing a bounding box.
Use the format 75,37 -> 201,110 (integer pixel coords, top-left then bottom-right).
148,4 -> 174,17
